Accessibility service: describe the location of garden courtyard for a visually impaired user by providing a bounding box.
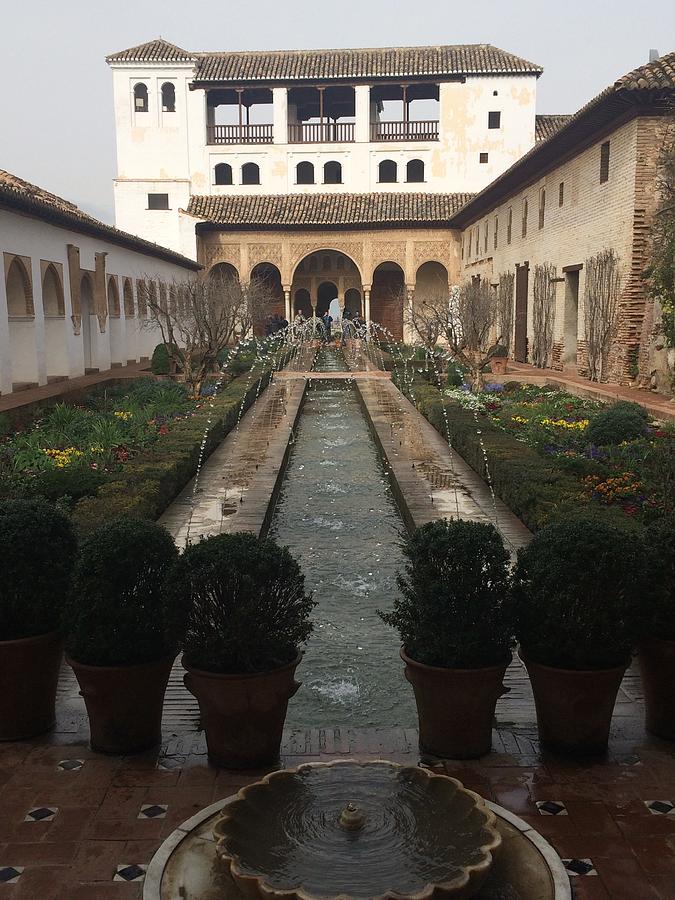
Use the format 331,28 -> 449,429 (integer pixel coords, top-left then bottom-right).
1,336 -> 674,900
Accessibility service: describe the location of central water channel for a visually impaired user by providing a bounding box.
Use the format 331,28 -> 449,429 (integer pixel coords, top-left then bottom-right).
269,350 -> 417,728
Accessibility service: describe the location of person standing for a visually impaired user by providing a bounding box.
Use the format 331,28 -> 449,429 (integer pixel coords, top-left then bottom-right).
322,311 -> 333,342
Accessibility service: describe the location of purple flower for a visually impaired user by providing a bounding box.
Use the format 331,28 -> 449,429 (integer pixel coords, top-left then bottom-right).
485,383 -> 505,393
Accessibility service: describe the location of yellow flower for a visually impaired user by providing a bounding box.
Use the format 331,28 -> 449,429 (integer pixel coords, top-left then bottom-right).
114,410 -> 133,420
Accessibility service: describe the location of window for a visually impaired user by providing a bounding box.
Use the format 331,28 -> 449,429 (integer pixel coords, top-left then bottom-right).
493,216 -> 499,250
378,160 -> 397,183
214,163 -> 233,185
147,193 -> 169,210
133,83 -> 148,112
406,159 -> 425,183
479,152 -> 489,164
461,237 -> 464,260
484,221 -> 488,254
559,181 -> 564,206
493,90 -> 498,96
488,111 -> 501,129
475,228 -> 480,256
538,188 -> 546,230
241,162 -> 260,185
600,141 -> 610,183
521,199 -> 528,238
507,208 -> 513,245
161,82 -> 175,113
323,161 -> 342,184
296,161 -> 314,185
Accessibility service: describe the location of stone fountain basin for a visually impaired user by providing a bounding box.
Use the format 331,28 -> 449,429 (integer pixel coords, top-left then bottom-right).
144,763 -> 571,900
213,761 -> 501,899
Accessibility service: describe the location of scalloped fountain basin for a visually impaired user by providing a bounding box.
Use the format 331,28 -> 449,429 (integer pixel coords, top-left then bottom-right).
213,761 -> 500,900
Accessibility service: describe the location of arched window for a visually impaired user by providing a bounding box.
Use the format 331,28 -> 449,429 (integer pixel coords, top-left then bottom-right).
241,162 -> 260,185
406,159 -> 425,183
133,83 -> 148,113
42,264 -> 64,316
123,279 -> 135,317
214,163 -> 233,185
296,161 -> 314,185
161,82 -> 175,113
323,161 -> 342,184
378,160 -> 397,183
322,255 -> 332,272
107,277 -> 120,317
6,257 -> 33,316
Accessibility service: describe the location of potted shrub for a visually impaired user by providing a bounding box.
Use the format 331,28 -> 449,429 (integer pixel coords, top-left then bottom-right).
65,517 -> 180,754
639,517 -> 675,740
512,517 -> 644,755
0,499 -> 78,740
379,520 -> 513,759
489,344 -> 509,376
168,532 -> 314,769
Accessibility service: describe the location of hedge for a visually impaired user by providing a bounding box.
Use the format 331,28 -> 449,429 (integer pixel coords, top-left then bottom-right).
404,378 -> 636,534
70,368 -> 276,535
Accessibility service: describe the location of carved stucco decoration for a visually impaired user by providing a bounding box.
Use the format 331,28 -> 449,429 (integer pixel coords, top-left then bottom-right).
71,314 -> 81,335
204,244 -> 241,271
290,241 -> 365,275
248,243 -> 283,273
413,240 -> 454,269
97,314 -> 107,334
371,241 -> 407,271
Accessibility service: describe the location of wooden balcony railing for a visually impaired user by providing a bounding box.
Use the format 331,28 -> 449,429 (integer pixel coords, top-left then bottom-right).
370,120 -> 440,141
206,124 -> 274,145
288,122 -> 355,143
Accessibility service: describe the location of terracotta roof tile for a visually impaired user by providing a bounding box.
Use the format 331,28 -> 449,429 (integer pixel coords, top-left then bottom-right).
186,192 -> 473,229
535,114 -> 572,142
0,170 -> 199,269
615,51 -> 675,90
106,38 -> 196,63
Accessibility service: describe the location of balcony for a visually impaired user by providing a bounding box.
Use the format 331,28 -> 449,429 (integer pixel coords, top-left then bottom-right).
371,120 -> 440,142
206,124 -> 274,145
288,122 -> 355,144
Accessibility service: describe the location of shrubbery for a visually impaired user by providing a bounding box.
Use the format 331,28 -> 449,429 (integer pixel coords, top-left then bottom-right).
642,517 -> 675,640
151,343 -> 172,375
585,402 -> 649,446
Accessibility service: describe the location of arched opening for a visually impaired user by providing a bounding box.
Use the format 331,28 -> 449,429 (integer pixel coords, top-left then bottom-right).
123,278 -> 135,317
290,249 -> 362,321
80,273 -> 95,371
371,262 -> 405,341
122,278 -> 137,362
323,161 -> 342,184
208,262 -> 239,283
250,262 -> 284,334
6,257 -> 38,387
134,83 -> 148,113
317,281 -> 338,318
378,160 -> 397,183
42,264 -> 64,316
344,288 -> 362,317
107,277 -> 124,365
6,257 -> 32,316
296,161 -> 315,185
406,159 -> 425,183
161,82 -> 175,113
412,261 -> 449,345
214,163 -> 233,185
294,288 -> 311,318
107,276 -> 120,317
241,162 -> 260,185
41,264 -> 67,379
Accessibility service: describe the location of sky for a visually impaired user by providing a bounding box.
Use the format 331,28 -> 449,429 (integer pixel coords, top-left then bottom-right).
1,0 -> 674,223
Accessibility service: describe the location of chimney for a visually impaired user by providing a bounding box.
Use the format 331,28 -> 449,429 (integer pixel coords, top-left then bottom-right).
649,49 -> 660,62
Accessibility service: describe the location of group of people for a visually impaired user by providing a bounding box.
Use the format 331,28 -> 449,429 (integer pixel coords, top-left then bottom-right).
320,309 -> 365,343
263,313 -> 289,335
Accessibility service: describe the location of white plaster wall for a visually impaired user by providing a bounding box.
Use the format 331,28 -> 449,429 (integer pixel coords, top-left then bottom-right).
0,207 -> 197,396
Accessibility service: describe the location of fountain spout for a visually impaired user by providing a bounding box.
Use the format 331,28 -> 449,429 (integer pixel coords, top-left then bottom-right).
338,802 -> 366,831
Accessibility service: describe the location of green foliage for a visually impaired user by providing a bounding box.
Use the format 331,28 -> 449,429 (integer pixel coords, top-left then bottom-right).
0,499 -> 78,640
65,517 -> 180,666
585,403 -> 649,446
379,520 -> 512,668
647,126 -> 675,347
642,517 -> 675,640
24,467 -> 106,505
512,517 -> 645,669
151,343 -> 171,375
447,362 -> 465,387
169,532 -> 314,674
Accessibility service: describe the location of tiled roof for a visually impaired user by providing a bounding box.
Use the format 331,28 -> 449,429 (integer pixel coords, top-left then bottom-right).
0,170 -> 199,269
535,114 -> 572,142
187,192 -> 474,229
106,38 -> 197,63
451,50 -> 675,227
107,40 -> 543,82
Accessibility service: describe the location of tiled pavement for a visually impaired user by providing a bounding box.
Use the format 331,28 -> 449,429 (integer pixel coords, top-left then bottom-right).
0,658 -> 674,898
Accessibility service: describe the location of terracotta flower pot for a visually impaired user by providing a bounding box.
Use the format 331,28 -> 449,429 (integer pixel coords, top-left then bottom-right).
67,655 -> 174,754
639,638 -> 675,740
0,631 -> 62,741
183,654 -> 302,769
401,647 -> 509,759
520,652 -> 628,755
490,357 -> 508,375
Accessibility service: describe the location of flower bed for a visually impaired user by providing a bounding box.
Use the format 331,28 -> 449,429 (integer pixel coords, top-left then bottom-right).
400,377 -> 674,531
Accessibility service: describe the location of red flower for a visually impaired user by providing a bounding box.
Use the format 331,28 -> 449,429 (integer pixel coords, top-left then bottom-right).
159,425 -> 169,435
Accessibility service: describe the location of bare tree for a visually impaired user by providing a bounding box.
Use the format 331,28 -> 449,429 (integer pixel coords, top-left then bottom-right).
584,249 -> 622,382
531,263 -> 557,368
142,272 -> 275,398
405,288 -> 449,351
496,272 -> 514,355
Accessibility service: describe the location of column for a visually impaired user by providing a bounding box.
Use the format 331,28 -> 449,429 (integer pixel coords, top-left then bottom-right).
354,85 -> 370,142
0,267 -> 12,394
364,288 -> 371,329
404,285 -> 415,344
272,87 -> 288,144
283,289 -> 291,323
31,257 -> 48,386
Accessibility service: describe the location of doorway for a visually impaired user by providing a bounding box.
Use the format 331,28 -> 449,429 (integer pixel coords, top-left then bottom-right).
514,263 -> 529,363
563,270 -> 580,368
317,281 -> 337,317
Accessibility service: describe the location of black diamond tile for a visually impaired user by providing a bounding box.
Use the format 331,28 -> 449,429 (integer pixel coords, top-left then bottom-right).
138,803 -> 168,819
536,800 -> 568,816
57,758 -> 84,771
0,867 -> 23,884
646,800 -> 675,815
25,806 -> 58,822
114,864 -> 147,883
562,858 -> 597,876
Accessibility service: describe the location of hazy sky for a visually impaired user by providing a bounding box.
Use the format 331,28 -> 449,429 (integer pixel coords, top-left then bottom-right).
1,0 -> 673,223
